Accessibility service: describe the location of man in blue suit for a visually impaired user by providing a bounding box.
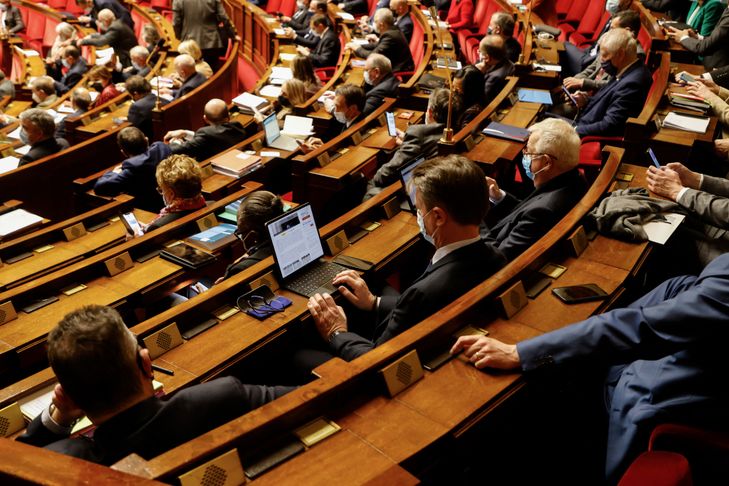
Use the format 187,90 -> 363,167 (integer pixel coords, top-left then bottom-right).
573,28 -> 651,137
452,253 -> 729,483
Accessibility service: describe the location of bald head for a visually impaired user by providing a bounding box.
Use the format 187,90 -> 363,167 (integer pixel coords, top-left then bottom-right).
174,54 -> 196,79
204,99 -> 230,125
479,34 -> 507,65
98,9 -> 115,24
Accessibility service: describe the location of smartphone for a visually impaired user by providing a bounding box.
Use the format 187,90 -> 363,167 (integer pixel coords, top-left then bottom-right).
562,85 -> 578,106
679,72 -> 695,84
385,111 -> 397,137
552,283 -> 608,304
120,212 -> 144,237
647,147 -> 661,168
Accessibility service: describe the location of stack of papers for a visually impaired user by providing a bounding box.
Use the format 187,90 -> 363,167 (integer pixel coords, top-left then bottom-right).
0,209 -> 44,237
0,155 -> 19,174
19,49 -> 39,57
279,53 -> 296,62
94,47 -> 115,66
337,11 -> 354,20
211,150 -> 263,178
282,115 -> 314,138
533,63 -> 562,72
662,112 -> 710,133
270,66 -> 293,85
273,28 -> 287,36
668,92 -> 710,113
232,92 -> 270,114
260,85 -> 283,98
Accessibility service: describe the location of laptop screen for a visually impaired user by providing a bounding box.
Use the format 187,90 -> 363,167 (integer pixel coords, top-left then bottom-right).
266,203 -> 324,280
263,113 -> 280,145
399,156 -> 425,211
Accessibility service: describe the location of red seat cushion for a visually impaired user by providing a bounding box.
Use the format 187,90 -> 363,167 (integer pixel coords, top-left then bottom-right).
618,452 -> 692,486
579,141 -> 602,167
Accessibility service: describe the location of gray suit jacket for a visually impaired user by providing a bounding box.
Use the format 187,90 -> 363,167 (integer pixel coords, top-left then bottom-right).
680,6 -> 729,70
678,174 -> 729,230
372,122 -> 444,188
172,0 -> 235,50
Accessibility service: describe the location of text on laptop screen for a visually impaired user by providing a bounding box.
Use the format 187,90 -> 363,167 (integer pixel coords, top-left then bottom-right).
263,114 -> 280,145
400,156 -> 425,209
267,204 -> 324,279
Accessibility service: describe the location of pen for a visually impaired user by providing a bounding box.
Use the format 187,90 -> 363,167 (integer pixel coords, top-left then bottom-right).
152,364 -> 175,376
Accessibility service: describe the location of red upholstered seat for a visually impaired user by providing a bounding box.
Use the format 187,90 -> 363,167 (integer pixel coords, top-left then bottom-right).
618,452 -> 692,486
279,0 -> 297,17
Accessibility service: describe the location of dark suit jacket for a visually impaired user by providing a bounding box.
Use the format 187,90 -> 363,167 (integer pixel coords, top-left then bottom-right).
285,7 -> 313,32
93,0 -> 134,29
309,28 -> 340,67
173,71 -> 206,99
127,93 -> 166,139
341,0 -> 368,15
3,6 -> 24,34
395,13 -> 414,42
170,121 -> 248,161
329,239 -> 506,361
372,122 -> 444,188
483,59 -> 514,104
55,108 -> 86,140
80,19 -> 137,67
56,59 -> 89,95
94,141 -> 172,212
517,252 -> 729,480
505,36 -> 522,63
19,138 -> 70,166
354,27 -> 414,73
122,64 -> 151,80
680,5 -> 729,70
641,0 -> 688,20
18,377 -> 294,465
576,61 -> 651,137
294,29 -> 320,49
221,242 -> 273,280
482,169 -> 587,261
363,73 -> 400,116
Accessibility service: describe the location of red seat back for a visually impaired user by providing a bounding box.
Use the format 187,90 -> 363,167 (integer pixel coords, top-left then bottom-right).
266,0 -> 282,14
562,0 -> 590,25
409,18 -> 424,68
25,9 -> 46,41
279,0 -> 297,17
638,26 -> 652,61
575,0 -> 606,36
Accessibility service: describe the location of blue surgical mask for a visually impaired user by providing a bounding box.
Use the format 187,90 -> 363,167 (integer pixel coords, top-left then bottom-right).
521,153 -> 535,180
417,209 -> 435,245
606,0 -> 620,14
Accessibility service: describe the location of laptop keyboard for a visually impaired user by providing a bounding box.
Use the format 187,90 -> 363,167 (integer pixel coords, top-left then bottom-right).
286,261 -> 346,297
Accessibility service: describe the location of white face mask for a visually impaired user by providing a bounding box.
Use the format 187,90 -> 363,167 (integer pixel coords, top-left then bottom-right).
606,0 -> 620,14
297,1 -> 305,9
417,209 -> 435,246
132,61 -> 144,71
334,110 -> 348,124
363,70 -> 373,85
32,93 -> 41,104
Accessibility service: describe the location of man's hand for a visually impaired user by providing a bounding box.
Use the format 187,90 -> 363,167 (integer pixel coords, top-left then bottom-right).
572,91 -> 589,108
667,26 -> 695,40
665,162 -> 701,189
715,138 -> 729,160
646,166 -> 684,200
450,335 -> 520,370
485,176 -> 504,202
78,15 -> 91,23
686,81 -> 714,100
563,77 -> 583,91
281,15 -> 291,22
332,270 -> 376,311
308,293 -> 348,341
283,27 -> 296,39
299,136 -> 322,153
365,33 -> 378,43
51,384 -> 84,427
344,41 -> 357,51
164,129 -> 190,143
296,45 -> 310,56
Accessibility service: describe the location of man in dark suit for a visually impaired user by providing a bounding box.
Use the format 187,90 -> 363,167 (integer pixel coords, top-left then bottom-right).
668,4 -> 729,70
18,109 -> 69,166
78,9 -> 137,67
76,0 -> 134,29
55,88 -> 92,140
302,83 -> 366,151
489,11 -> 521,63
94,127 -> 171,212
304,155 -> 506,368
364,88 -> 458,198
169,54 -> 206,99
641,0 -> 688,21
347,8 -> 414,73
331,0 -> 368,16
297,14 -> 340,67
17,305 -> 294,465
282,0 -> 314,31
125,75 -> 165,140
481,118 -> 587,261
452,251 -> 729,483
391,0 -> 414,42
476,35 -> 515,104
122,46 -> 151,80
164,98 -> 247,162
362,53 -> 400,116
0,0 -> 24,35
574,28 -> 651,137
54,46 -> 88,95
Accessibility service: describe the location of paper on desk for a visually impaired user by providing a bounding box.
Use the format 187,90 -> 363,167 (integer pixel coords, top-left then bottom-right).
351,59 -> 366,67
45,109 -> 67,124
260,85 -> 283,98
642,213 -> 685,245
337,11 -> 354,20
56,104 -> 75,114
428,20 -> 448,28
89,91 -> 99,102
19,49 -> 39,57
0,209 -> 44,237
662,112 -> 710,134
260,151 -> 281,157
7,125 -> 22,140
0,155 -> 19,174
14,145 -> 30,155
273,28 -> 287,36
351,38 -> 370,46
282,115 -> 314,137
95,47 -> 115,65
533,63 -> 562,72
271,66 -> 293,80
279,53 -> 296,62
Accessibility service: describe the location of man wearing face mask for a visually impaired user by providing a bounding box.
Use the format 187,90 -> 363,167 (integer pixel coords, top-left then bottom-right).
0,0 -> 24,35
488,12 -> 521,63
572,28 -> 651,137
476,35 -> 515,104
300,155 -> 505,370
480,118 -> 586,261
78,9 -> 137,67
281,0 -> 313,32
562,0 -> 632,76
297,14 -> 340,67
362,53 -> 400,116
126,75 -> 167,140
18,109 -> 70,166
346,8 -> 414,73
53,46 -> 88,95
29,76 -> 59,109
122,46 -> 151,80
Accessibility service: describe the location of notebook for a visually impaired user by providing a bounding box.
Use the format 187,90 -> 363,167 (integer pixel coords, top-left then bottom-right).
210,150 -> 262,178
482,121 -> 530,142
266,203 -> 347,297
0,209 -> 44,237
398,156 -> 426,212
662,112 -> 710,134
233,92 -> 270,114
263,113 -> 300,151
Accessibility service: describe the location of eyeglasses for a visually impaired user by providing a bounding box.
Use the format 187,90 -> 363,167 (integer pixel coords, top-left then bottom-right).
237,294 -> 285,314
522,152 -> 556,160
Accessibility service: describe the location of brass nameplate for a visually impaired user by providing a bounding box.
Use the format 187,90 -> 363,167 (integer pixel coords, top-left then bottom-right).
61,283 -> 87,296
196,214 -> 218,232
294,418 -> 341,447
463,134 -> 475,151
317,152 -> 331,167
0,402 -> 24,437
497,280 -> 528,319
249,271 -> 279,292
616,172 -> 634,182
33,244 -> 54,253
200,164 -> 214,178
539,262 -> 567,279
379,349 -> 424,397
0,301 -> 17,325
179,449 -> 246,486
381,196 -> 400,220
351,131 -> 363,145
104,251 -> 133,276
325,229 -> 349,256
143,322 -> 183,359
62,222 -> 86,242
453,325 -> 489,338
567,225 -> 588,257
212,304 -> 240,321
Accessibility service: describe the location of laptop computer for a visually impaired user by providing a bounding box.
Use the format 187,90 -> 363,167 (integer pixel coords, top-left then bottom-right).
263,113 -> 300,151
398,156 -> 426,212
266,203 -> 348,297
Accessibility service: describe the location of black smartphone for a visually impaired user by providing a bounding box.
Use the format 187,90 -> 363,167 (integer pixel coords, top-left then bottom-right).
552,283 -> 608,304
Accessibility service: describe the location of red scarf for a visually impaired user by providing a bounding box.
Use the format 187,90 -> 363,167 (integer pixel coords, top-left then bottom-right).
149,195 -> 207,225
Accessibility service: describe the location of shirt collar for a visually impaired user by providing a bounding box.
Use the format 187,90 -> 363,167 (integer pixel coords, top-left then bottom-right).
431,236 -> 481,265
